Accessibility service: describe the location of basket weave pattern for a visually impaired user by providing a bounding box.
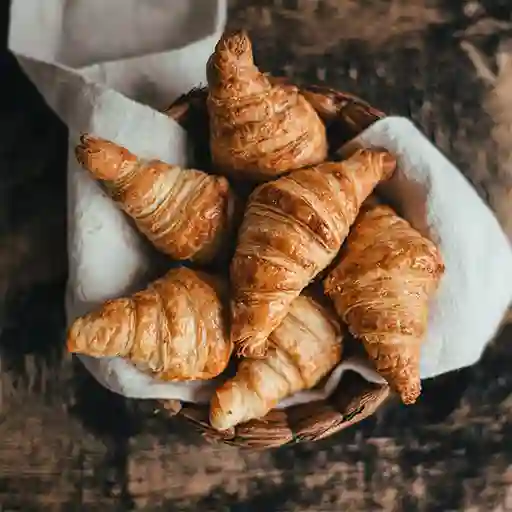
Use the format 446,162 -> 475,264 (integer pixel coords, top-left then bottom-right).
158,84 -> 388,448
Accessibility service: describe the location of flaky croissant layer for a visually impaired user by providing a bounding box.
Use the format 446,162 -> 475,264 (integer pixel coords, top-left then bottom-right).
75,135 -> 235,263
210,294 -> 343,431
230,149 -> 396,358
207,30 -> 328,181
324,203 -> 445,404
67,267 -> 233,381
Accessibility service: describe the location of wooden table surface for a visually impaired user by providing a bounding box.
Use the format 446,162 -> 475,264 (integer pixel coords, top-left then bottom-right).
1,1 -> 512,510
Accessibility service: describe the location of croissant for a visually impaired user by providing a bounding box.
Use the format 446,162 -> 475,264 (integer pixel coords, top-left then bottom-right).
207,30 -> 328,181
210,294 -> 343,430
324,203 -> 445,404
67,267 -> 232,381
75,134 -> 235,263
230,149 -> 396,357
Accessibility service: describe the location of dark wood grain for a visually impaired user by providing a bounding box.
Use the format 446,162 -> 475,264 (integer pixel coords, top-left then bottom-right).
1,0 -> 512,510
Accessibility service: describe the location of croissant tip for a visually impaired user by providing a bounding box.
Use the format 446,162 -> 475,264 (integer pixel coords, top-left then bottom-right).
74,141 -> 92,167
220,29 -> 250,42
209,390 -> 238,432
216,29 -> 252,58
398,385 -> 421,405
66,336 -> 77,354
76,134 -> 98,155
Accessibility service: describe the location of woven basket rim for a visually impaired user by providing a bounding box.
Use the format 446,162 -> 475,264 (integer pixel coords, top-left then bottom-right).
162,82 -> 388,449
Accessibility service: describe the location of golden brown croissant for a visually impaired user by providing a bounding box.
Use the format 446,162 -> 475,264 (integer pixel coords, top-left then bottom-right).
67,267 -> 232,381
75,134 -> 235,263
207,30 -> 328,181
210,294 -> 343,430
230,149 -> 396,357
324,203 -> 445,404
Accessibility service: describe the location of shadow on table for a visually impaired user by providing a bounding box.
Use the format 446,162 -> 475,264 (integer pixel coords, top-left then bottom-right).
0,47 -> 68,404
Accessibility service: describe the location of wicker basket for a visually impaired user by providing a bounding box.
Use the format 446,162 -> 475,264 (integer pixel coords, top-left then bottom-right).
157,84 -> 389,449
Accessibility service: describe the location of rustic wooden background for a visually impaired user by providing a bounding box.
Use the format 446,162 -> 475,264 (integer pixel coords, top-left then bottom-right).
1,0 -> 512,510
